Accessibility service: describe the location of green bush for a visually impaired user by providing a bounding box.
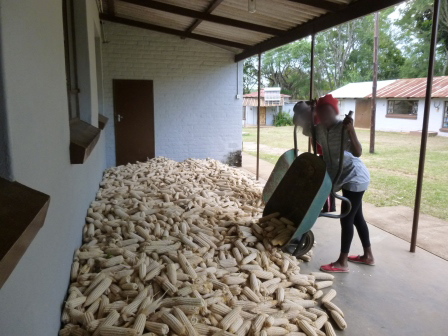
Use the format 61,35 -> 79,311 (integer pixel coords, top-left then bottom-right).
273,110 -> 293,126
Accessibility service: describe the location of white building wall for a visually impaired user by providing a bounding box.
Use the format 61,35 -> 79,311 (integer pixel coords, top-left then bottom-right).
266,106 -> 277,126
244,106 -> 278,126
102,23 -> 243,166
375,98 -> 448,136
338,99 -> 357,123
0,1 -> 107,336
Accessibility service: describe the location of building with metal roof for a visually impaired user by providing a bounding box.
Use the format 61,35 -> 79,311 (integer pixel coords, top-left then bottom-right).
332,76 -> 448,136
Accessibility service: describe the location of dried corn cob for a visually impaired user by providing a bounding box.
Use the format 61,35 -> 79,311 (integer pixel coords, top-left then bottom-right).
297,320 -> 316,336
321,289 -> 336,303
323,302 -> 344,317
314,281 -> 333,290
323,322 -> 336,336
330,310 -> 347,330
161,313 -> 185,335
99,326 -> 137,336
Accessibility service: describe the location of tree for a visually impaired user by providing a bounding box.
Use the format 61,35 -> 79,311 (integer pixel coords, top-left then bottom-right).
243,56 -> 258,94
397,0 -> 448,77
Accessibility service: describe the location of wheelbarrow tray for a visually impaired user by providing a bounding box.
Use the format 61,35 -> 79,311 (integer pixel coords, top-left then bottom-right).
263,152 -> 332,240
262,149 -> 296,204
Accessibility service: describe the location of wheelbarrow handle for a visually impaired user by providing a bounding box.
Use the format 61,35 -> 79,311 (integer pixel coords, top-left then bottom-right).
319,191 -> 352,219
320,110 -> 354,219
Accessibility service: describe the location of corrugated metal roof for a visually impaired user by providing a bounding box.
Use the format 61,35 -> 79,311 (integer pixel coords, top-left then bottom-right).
100,0 -> 389,56
367,76 -> 448,98
330,80 -> 396,99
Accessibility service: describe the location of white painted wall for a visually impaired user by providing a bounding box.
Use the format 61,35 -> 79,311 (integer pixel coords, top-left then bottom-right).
338,99 -> 357,123
245,106 -> 277,126
0,2 -> 107,336
101,23 -> 243,167
375,98 -> 447,136
337,98 -> 448,136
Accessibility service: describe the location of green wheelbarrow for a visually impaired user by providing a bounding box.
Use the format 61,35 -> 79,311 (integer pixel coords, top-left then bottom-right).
262,105 -> 353,257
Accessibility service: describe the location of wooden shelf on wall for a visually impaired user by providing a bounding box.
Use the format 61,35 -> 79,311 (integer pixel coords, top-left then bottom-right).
70,118 -> 101,164
0,177 -> 50,288
98,114 -> 109,130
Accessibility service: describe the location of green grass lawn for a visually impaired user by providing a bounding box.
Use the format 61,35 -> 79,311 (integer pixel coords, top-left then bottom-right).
243,126 -> 448,220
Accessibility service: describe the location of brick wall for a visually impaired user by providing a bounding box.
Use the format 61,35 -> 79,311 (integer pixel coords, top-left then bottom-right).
102,22 -> 243,167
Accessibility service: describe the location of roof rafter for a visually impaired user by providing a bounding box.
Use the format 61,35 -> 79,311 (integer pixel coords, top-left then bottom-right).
121,0 -> 285,36
235,0 -> 405,62
287,0 -> 345,12
99,13 -> 251,49
107,0 -> 115,15
186,0 -> 225,34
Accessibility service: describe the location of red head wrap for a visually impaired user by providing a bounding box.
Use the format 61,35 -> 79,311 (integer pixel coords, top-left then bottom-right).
316,94 -> 339,115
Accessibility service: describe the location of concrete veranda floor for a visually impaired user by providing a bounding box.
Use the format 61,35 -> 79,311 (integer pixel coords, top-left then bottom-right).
240,154 -> 448,335
301,217 -> 448,335
242,152 -> 448,260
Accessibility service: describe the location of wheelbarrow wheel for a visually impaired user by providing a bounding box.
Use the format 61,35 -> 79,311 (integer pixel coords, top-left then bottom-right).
291,230 -> 315,257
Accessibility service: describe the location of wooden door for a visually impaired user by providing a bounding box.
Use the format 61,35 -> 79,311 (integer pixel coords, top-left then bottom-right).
113,79 -> 155,166
355,99 -> 371,129
260,107 -> 266,126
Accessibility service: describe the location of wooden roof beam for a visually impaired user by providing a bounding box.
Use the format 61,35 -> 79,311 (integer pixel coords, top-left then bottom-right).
186,0 -> 225,34
121,0 -> 285,36
287,0 -> 345,12
107,0 -> 115,15
100,13 -> 251,49
235,0 -> 405,62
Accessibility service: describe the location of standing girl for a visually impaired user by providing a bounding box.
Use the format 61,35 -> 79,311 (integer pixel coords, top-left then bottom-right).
309,94 -> 375,272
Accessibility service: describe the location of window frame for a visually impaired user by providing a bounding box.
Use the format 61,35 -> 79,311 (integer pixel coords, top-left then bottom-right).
62,0 -> 80,120
386,99 -> 418,120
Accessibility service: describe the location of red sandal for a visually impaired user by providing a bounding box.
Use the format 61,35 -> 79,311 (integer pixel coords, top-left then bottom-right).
320,263 -> 349,273
348,255 -> 375,266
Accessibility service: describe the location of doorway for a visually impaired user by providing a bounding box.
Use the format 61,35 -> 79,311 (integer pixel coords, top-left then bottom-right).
260,107 -> 266,126
355,99 -> 372,129
113,79 -> 155,166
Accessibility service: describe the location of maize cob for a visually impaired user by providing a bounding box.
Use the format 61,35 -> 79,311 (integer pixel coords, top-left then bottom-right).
323,302 -> 344,317
178,252 -> 197,279
133,314 -> 146,335
265,327 -> 289,336
323,322 -> 336,336
309,273 -> 334,281
241,253 -> 257,265
85,278 -> 112,306
161,313 -> 185,335
99,326 -> 137,336
314,281 -> 333,290
312,290 -> 323,300
307,308 -> 327,318
219,307 -> 242,331
321,289 -> 336,303
313,315 -> 328,330
276,287 -> 285,303
297,320 -> 316,336
229,317 -> 244,333
66,296 -> 86,309
252,314 -> 267,333
265,316 -> 275,327
166,264 -> 177,285
235,320 -> 251,336
145,322 -> 169,335
330,310 -> 347,330
242,286 -> 261,303
173,307 -> 198,336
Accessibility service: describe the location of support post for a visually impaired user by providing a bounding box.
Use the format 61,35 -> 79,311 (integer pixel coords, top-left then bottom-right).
256,53 -> 261,180
370,12 -> 379,154
308,33 -> 315,153
410,0 -> 440,253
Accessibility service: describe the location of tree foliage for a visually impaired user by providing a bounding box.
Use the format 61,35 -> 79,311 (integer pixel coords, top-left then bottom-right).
243,0 -> 446,99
